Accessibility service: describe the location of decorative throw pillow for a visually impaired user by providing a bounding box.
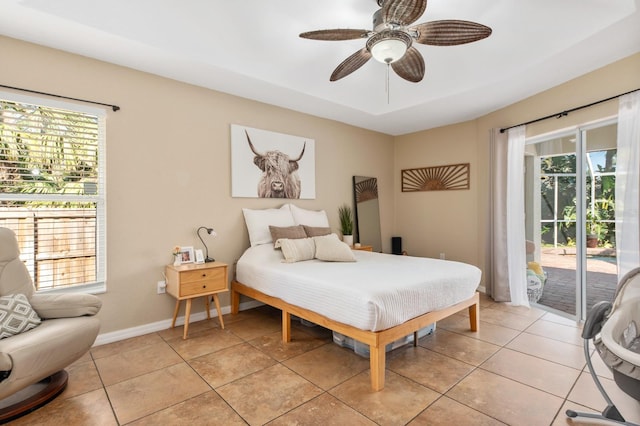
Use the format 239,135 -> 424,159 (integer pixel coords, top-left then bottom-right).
302,225 -> 332,237
289,204 -> 330,227
313,234 -> 356,262
0,293 -> 42,339
269,225 -> 308,249
242,205 -> 295,247
275,238 -> 316,263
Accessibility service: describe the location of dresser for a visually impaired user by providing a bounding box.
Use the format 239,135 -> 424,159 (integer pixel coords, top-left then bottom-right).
165,261 -> 228,339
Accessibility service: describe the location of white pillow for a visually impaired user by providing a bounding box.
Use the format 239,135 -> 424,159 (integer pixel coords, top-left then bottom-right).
313,233 -> 356,262
242,205 -> 295,247
289,204 -> 330,227
275,238 -> 316,263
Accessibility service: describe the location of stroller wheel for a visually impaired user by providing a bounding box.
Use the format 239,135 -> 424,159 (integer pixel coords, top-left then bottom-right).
566,409 -> 577,418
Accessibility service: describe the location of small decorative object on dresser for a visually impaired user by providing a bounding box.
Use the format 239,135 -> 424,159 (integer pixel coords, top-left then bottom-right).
172,245 -> 181,266
180,246 -> 194,264
338,204 -> 354,246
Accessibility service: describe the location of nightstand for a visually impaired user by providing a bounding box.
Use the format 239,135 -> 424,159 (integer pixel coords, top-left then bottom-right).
351,244 -> 373,252
165,261 -> 228,339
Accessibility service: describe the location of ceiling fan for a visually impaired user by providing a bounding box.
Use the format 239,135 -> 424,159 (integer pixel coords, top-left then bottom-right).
299,0 -> 492,83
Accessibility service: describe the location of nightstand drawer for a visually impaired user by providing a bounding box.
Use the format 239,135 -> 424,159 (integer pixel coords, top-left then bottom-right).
181,267 -> 225,284
180,278 -> 226,297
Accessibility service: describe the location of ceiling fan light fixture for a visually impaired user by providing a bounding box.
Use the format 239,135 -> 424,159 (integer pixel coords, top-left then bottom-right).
366,30 -> 412,64
371,38 -> 407,64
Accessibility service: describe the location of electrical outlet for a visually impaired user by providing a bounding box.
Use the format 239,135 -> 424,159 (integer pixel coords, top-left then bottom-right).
439,252 -> 445,260
157,280 -> 166,294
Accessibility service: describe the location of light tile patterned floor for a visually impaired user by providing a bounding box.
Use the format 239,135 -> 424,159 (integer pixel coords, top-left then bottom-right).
10,293 -> 640,425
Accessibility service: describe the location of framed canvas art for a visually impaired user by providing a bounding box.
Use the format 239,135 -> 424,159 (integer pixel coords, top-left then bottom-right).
231,124 -> 315,199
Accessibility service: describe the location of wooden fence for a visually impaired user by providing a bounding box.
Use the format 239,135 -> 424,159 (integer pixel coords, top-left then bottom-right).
0,208 -> 96,290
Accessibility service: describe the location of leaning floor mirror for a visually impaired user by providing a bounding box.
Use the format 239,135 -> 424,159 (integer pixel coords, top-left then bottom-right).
353,176 -> 382,252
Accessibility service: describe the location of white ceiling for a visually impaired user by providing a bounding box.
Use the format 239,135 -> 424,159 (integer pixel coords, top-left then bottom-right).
1,0 -> 639,135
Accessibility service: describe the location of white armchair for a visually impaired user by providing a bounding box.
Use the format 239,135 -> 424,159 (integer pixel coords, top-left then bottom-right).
0,227 -> 102,421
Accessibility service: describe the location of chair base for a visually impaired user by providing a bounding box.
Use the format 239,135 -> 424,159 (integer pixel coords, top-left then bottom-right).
0,370 -> 68,423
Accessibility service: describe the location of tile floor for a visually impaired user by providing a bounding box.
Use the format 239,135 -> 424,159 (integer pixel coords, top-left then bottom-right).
11,293 -> 640,425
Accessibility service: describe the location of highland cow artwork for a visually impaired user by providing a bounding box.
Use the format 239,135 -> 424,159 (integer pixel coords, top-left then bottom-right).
231,125 -> 316,199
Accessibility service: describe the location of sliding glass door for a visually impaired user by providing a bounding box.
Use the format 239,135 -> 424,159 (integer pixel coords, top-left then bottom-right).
524,120 -> 617,320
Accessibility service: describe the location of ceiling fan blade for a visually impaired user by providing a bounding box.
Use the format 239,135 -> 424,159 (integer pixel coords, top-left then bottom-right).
300,29 -> 369,41
411,20 -> 492,46
330,48 -> 372,81
382,0 -> 427,26
391,47 -> 425,82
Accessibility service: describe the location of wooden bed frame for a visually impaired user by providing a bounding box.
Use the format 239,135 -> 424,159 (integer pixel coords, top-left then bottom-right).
231,280 -> 480,391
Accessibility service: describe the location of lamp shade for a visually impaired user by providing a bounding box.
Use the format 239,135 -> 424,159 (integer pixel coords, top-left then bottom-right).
370,38 -> 408,64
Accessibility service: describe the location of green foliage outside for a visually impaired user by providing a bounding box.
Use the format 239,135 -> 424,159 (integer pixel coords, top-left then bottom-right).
540,151 -> 616,248
0,100 -> 98,208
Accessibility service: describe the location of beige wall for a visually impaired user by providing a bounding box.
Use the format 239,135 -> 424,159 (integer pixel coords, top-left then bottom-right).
3,34 -> 639,337
394,52 -> 640,288
0,36 -> 395,335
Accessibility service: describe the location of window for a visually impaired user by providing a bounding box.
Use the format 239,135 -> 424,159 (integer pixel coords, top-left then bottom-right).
0,93 -> 106,293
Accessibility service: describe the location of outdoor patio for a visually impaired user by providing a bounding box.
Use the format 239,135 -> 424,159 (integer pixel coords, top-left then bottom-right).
537,247 -> 618,315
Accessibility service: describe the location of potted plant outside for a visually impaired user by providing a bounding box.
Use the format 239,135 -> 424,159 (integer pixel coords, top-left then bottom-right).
338,204 -> 354,246
586,209 -> 602,248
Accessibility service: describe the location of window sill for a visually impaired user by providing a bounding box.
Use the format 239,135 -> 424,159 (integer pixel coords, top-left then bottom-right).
36,282 -> 106,295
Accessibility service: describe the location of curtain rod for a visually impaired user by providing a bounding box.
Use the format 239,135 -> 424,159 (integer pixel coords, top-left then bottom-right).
499,88 -> 639,133
0,84 -> 120,112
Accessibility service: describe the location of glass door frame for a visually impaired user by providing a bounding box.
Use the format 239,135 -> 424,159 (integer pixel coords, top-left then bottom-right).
526,116 -> 617,321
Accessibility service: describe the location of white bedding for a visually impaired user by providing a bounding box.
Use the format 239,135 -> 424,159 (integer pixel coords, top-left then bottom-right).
236,245 -> 481,331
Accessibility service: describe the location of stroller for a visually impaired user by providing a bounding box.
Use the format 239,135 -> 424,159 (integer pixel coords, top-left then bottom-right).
567,267 -> 640,425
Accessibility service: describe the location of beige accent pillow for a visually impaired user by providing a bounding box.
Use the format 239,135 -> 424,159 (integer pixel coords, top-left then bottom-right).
269,225 -> 308,249
303,225 -> 331,237
274,238 -> 316,263
313,234 -> 356,262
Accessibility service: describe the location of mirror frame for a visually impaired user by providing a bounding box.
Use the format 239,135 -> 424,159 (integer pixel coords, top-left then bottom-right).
353,175 -> 382,252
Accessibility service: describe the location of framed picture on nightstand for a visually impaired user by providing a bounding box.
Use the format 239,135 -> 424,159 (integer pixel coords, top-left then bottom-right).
180,246 -> 194,264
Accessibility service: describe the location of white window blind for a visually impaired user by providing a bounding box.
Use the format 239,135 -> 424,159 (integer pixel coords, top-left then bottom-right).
0,93 -> 106,293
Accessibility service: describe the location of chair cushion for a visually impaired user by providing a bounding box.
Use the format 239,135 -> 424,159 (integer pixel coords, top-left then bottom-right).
29,293 -> 102,319
0,294 -> 41,339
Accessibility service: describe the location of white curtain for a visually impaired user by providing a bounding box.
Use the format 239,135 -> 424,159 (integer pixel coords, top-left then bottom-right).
489,126 -> 529,306
616,90 -> 640,278
506,126 -> 529,306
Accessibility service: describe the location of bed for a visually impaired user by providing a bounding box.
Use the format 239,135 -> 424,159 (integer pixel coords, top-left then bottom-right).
231,237 -> 481,391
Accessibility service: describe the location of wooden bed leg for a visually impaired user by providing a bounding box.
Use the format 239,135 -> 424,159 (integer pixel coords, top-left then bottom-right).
282,310 -> 291,343
370,344 -> 386,391
469,296 -> 479,332
230,287 -> 240,315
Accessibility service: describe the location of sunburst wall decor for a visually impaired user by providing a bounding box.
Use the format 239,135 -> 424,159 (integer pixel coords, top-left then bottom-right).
402,163 -> 470,192
355,177 -> 379,203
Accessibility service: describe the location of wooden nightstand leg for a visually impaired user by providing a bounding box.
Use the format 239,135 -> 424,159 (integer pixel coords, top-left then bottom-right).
212,294 -> 224,329
171,300 -> 180,328
205,296 -> 211,320
183,299 -> 192,339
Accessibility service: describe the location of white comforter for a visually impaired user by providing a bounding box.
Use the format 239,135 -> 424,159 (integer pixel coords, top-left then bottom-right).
236,245 -> 481,331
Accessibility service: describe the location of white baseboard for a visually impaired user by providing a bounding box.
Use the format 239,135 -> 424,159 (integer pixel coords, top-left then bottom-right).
94,300 -> 263,346
477,285 -> 486,293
